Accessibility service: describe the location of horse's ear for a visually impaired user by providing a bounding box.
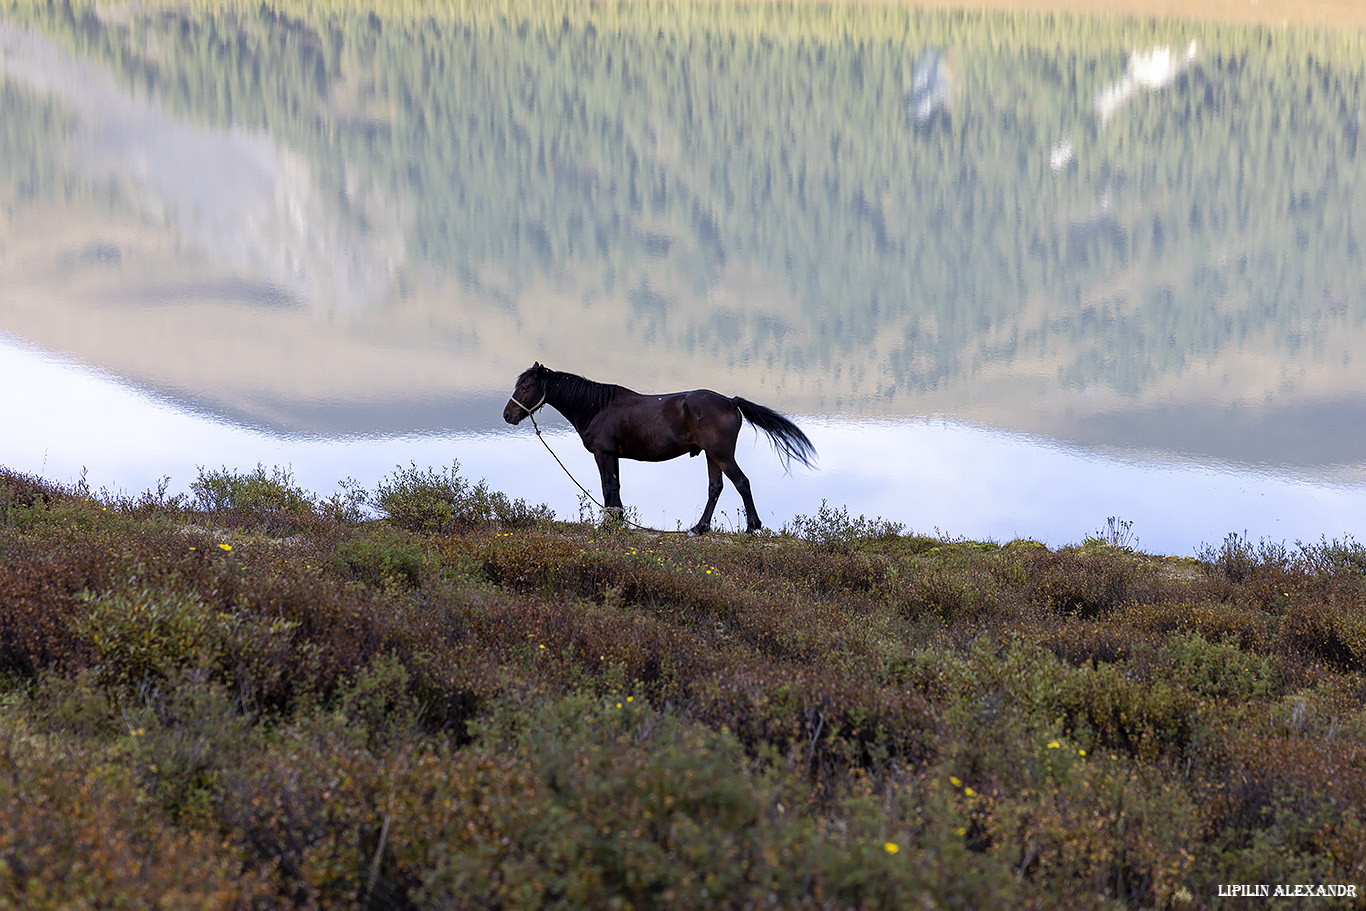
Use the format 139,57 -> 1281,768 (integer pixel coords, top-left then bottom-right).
533,361 -> 545,374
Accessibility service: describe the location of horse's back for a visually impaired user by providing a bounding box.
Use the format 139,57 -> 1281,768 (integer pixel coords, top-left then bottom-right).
582,388 -> 741,462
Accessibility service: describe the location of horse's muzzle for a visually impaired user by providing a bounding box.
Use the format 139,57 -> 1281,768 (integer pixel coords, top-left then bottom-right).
503,402 -> 525,425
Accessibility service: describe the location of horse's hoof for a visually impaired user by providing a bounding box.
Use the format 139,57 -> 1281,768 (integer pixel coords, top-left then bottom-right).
689,524 -> 710,536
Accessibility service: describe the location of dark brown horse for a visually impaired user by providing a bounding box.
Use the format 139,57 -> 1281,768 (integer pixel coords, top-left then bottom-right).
503,362 -> 815,533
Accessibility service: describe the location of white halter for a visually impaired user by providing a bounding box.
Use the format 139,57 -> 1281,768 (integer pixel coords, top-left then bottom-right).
510,390 -> 547,416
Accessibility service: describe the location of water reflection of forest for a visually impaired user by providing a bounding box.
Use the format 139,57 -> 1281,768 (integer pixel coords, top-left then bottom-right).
2,1 -> 1364,453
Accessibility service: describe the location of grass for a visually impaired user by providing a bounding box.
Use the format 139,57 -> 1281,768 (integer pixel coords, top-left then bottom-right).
2,462 -> 1365,909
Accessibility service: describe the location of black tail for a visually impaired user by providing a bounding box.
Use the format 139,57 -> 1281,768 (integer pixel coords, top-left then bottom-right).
732,397 -> 817,470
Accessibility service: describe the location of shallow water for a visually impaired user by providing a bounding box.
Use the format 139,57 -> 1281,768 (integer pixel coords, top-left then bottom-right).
2,2 -> 1365,555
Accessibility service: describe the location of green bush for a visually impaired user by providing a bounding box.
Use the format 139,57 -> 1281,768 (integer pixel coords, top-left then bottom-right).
393,694 -> 1010,911
0,471 -> 123,534
336,528 -> 427,591
1024,547 -> 1161,619
191,465 -> 314,515
1284,602 -> 1366,673
0,700 -> 270,909
1298,536 -> 1366,576
77,586 -> 219,688
76,584 -> 302,693
317,478 -> 371,525
122,674 -> 263,825
1198,532 -> 1291,584
219,716 -> 386,907
0,468 -> 61,518
372,462 -> 552,533
784,500 -> 905,552
891,560 -> 1002,622
412,695 -> 782,908
1157,631 -> 1279,701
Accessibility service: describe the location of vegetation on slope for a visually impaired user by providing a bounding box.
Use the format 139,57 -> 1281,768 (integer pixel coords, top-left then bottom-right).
1,463 -> 1364,909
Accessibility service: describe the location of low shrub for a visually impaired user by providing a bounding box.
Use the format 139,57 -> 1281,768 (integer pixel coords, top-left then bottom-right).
1156,631 -> 1279,702
889,559 -> 1004,622
410,695 -> 786,908
372,461 -> 552,533
691,663 -> 939,790
1299,536 -> 1366,576
0,707 -> 270,909
784,500 -> 905,552
1053,659 -> 1200,759
0,467 -> 64,513
317,478 -> 371,525
1114,600 -> 1278,654
1022,547 -> 1164,619
1283,600 -> 1366,673
75,583 -> 303,698
192,464 -> 314,516
220,719 -> 387,908
335,528 -> 427,592
388,694 -> 1011,911
0,561 -> 87,679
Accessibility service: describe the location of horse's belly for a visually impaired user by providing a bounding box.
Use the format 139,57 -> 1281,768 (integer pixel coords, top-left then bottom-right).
584,395 -> 702,462
631,440 -> 696,462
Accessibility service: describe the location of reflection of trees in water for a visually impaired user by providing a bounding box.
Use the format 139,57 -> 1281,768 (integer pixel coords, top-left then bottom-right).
0,21 -> 403,311
4,1 -> 1365,405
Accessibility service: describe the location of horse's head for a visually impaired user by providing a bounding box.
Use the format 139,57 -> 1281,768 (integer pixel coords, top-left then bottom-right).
503,361 -> 548,425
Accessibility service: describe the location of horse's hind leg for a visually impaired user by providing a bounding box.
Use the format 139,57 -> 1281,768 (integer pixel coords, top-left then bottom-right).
691,457 -> 725,535
722,461 -> 762,532
695,452 -> 762,534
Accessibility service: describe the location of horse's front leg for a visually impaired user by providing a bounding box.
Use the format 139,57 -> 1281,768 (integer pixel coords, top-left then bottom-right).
594,452 -> 624,520
691,457 -> 724,535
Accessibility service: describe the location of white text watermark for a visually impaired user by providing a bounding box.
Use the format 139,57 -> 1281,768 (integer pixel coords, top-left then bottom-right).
1218,884 -> 1357,899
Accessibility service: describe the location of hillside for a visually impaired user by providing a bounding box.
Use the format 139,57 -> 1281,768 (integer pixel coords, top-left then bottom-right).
1,464 -> 1363,908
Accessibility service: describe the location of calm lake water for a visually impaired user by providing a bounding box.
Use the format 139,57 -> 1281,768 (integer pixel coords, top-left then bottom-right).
3,2 -> 1365,555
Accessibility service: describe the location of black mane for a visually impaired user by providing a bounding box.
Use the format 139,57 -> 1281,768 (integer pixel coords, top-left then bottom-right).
538,367 -> 630,421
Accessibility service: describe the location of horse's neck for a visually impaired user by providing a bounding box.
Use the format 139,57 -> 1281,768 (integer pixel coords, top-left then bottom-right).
546,372 -> 621,431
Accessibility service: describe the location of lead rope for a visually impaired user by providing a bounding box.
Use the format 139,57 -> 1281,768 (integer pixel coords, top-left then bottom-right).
512,395 -> 686,535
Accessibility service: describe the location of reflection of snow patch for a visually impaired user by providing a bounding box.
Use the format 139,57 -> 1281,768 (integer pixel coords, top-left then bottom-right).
1095,40 -> 1198,125
907,46 -> 952,127
1130,42 -> 1198,90
1050,140 -> 1074,172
